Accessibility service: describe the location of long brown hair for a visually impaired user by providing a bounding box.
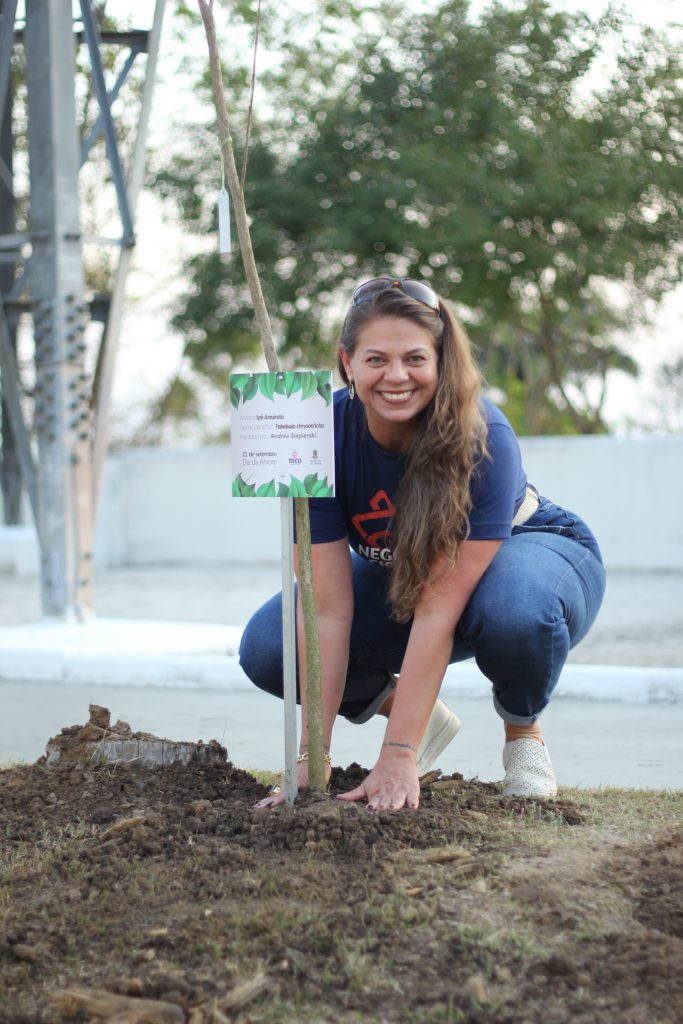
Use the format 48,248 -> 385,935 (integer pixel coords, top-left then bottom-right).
339,288 -> 488,621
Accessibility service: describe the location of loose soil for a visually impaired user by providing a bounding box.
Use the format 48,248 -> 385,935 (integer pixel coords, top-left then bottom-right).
1,708 -> 681,1024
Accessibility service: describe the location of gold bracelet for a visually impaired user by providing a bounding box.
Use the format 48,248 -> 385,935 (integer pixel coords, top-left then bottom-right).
297,751 -> 332,767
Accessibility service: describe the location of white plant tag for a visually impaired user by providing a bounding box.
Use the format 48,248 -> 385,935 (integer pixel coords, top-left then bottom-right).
218,187 -> 231,253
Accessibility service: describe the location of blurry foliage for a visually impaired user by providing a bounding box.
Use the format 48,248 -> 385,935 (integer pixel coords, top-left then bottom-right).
154,0 -> 682,434
652,356 -> 683,433
131,375 -> 202,445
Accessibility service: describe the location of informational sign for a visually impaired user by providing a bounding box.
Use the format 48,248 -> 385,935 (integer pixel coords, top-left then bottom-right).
230,370 -> 335,498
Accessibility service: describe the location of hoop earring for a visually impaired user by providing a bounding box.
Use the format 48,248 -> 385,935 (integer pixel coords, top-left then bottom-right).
348,381 -> 355,400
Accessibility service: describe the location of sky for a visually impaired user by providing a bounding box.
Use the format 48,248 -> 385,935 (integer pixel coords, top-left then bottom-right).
105,0 -> 682,439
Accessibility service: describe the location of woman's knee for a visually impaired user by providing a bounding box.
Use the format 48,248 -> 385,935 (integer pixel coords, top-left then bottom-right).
238,597 -> 284,690
464,572 -> 559,648
463,538 -> 595,647
238,618 -> 260,682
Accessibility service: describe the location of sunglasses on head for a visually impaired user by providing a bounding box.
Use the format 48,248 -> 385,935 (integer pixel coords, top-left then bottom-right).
351,277 -> 440,311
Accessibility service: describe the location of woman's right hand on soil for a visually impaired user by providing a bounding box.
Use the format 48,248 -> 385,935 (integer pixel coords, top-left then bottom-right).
253,756 -> 332,809
337,745 -> 420,810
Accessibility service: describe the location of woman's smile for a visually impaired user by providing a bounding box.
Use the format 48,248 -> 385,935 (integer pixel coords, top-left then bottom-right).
380,389 -> 415,402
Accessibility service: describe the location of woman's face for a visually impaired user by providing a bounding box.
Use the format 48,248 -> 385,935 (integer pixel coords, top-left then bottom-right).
340,315 -> 439,451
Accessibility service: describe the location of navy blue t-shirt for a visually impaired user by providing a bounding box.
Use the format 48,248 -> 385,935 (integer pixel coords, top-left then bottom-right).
306,389 -> 528,565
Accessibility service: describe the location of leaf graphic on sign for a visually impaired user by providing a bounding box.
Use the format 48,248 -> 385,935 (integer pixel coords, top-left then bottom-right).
311,477 -> 333,496
258,375 -> 276,400
315,371 -> 332,406
232,472 -> 259,497
288,475 -> 307,497
242,376 -> 258,402
300,371 -> 319,400
255,479 -> 276,496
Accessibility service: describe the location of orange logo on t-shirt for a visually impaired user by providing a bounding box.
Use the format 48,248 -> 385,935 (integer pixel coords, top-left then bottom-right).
351,490 -> 395,548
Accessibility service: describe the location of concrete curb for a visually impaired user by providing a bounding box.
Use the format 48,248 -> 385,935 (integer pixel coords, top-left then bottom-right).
0,618 -> 681,703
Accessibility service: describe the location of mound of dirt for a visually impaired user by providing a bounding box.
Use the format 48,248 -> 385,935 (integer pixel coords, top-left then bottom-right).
4,706 -> 578,858
1,708 -> 681,1024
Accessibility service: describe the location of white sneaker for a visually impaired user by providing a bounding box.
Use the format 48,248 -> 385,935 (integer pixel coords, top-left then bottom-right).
416,700 -> 461,775
502,739 -> 558,798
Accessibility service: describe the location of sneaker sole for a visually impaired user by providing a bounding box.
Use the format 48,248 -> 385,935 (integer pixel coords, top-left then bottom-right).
503,782 -> 558,799
417,714 -> 461,775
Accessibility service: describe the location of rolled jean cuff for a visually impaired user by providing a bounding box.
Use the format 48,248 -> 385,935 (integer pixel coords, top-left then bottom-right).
347,677 -> 396,724
492,691 -> 539,726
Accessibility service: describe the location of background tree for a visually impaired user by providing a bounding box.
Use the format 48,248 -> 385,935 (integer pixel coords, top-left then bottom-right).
153,0 -> 682,435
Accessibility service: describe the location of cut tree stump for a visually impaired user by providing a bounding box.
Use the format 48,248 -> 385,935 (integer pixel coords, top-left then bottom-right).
44,706 -> 228,768
46,736 -> 227,768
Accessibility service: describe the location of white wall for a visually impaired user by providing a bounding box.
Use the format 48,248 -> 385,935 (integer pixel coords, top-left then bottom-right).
96,435 -> 683,571
3,435 -> 683,572
520,436 -> 683,571
95,446 -> 279,566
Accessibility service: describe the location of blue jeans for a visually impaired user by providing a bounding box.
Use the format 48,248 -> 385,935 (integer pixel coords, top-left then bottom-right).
239,499 -> 606,725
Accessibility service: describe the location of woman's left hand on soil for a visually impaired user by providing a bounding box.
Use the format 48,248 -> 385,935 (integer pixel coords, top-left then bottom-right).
337,748 -> 420,811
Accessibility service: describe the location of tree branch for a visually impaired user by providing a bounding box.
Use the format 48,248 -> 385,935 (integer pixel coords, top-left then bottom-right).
240,0 -> 262,191
197,0 -> 277,373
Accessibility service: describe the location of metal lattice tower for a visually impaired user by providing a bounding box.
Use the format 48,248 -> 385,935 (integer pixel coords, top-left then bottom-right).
0,0 -> 166,618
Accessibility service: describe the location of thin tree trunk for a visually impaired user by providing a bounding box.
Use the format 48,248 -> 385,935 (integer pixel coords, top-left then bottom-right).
197,0 -> 326,792
294,499 -> 325,791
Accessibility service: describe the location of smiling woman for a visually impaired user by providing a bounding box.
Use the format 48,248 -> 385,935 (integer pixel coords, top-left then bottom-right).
239,278 -> 607,812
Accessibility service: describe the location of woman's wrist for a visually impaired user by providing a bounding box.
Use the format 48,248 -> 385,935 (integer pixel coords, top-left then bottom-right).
381,740 -> 417,758
298,743 -> 331,755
